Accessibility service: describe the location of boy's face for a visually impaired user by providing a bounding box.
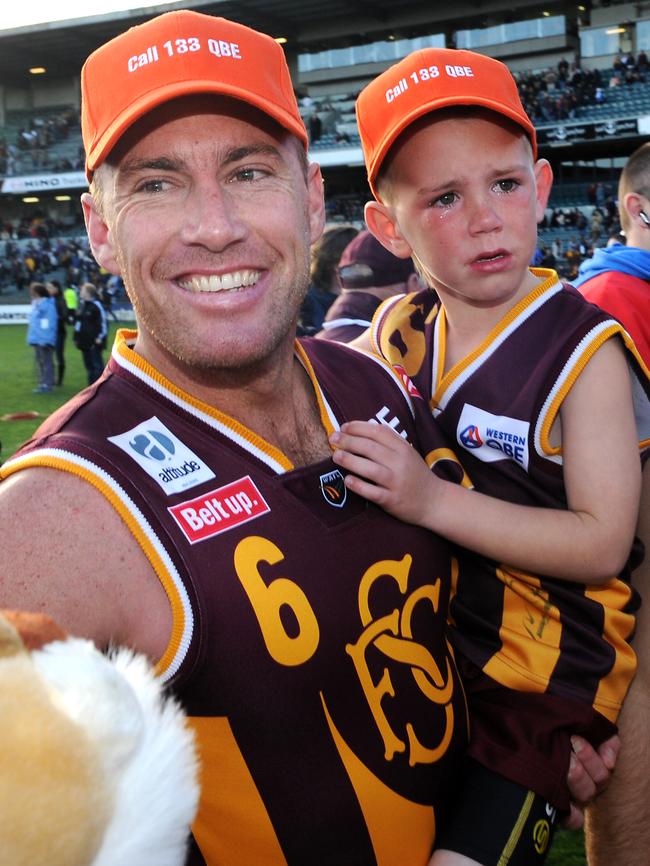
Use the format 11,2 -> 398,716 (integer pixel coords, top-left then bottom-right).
366,112 -> 552,316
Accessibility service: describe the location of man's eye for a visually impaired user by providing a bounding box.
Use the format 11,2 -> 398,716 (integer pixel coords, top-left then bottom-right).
137,179 -> 168,193
496,179 -> 519,193
232,167 -> 266,183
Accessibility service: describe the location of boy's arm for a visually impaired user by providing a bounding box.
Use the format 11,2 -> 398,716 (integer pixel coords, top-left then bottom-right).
331,338 -> 641,584
585,460 -> 650,864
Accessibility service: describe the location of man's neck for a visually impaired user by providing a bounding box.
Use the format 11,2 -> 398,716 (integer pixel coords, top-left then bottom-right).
132,336 -> 332,467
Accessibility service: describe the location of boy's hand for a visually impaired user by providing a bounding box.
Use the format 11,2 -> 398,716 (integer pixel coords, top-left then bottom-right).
330,421 -> 441,527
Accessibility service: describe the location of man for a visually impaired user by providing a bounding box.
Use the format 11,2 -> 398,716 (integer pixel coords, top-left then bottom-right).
0,11 -> 468,865
585,461 -> 650,866
316,229 -> 421,343
572,142 -> 650,366
0,11 -> 612,864
73,281 -> 107,384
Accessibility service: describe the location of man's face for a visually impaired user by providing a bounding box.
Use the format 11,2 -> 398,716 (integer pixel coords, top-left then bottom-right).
376,112 -> 551,317
83,95 -> 324,377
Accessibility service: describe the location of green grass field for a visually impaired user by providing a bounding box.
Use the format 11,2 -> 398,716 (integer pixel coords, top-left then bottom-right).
0,322 -> 588,863
0,321 -> 127,461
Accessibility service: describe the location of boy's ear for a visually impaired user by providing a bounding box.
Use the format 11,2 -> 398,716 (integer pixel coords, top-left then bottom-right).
533,158 -> 554,223
80,192 -> 121,276
364,200 -> 414,259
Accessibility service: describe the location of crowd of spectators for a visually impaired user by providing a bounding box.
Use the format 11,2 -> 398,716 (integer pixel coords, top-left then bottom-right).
516,58 -> 606,123
511,52 -> 648,125
0,230 -> 110,298
0,107 -> 83,176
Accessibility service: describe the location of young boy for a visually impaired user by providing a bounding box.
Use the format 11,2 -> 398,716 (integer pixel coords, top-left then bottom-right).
330,47 -> 650,865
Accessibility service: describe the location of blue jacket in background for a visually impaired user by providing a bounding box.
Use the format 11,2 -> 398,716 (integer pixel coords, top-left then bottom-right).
27,296 -> 58,347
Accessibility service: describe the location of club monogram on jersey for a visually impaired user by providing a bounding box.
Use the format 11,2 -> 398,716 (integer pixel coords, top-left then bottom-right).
169,476 -> 271,543
457,403 -> 530,470
108,416 -> 215,494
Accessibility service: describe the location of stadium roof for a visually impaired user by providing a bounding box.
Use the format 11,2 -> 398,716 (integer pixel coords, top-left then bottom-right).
0,0 -> 568,87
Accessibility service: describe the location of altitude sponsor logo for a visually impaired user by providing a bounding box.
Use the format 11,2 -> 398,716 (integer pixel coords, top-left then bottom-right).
169,476 -> 270,543
320,469 -> 347,508
456,403 -> 530,470
108,416 -> 215,495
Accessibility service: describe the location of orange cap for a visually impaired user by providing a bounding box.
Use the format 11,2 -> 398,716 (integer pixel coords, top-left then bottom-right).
81,9 -> 307,179
356,48 -> 537,199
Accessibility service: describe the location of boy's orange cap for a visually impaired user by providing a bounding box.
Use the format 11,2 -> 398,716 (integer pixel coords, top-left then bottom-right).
81,9 -> 307,179
356,47 -> 537,199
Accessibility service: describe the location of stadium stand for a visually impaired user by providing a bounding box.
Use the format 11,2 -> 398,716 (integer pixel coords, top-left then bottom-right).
1,0 -> 649,291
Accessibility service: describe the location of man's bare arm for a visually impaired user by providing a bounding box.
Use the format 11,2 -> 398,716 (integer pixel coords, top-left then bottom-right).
0,467 -> 171,662
585,459 -> 650,864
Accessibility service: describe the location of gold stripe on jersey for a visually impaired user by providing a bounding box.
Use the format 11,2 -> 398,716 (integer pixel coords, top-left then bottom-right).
535,320 -> 648,460
321,695 -> 436,866
0,449 -> 190,682
483,568 -> 562,694
113,330 -> 295,472
371,291 -> 439,380
431,270 -> 560,412
189,716 -> 288,866
584,581 -> 637,722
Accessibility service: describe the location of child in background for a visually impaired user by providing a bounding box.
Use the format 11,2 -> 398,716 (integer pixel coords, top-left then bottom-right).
332,47 -> 650,865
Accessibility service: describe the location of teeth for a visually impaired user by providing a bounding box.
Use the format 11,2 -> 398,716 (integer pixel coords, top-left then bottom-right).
178,270 -> 260,293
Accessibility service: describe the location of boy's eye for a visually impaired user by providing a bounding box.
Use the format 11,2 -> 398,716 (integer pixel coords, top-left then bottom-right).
431,191 -> 457,208
495,179 -> 520,193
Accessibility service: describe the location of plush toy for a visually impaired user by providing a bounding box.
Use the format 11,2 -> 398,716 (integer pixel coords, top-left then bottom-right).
0,610 -> 199,866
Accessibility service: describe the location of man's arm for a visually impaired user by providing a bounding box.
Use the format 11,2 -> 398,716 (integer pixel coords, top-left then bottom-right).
0,467 -> 171,662
585,459 -> 650,865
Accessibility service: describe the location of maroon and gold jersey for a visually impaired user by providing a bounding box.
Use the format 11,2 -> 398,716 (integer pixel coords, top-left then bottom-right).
2,330 -> 468,866
371,269 -> 650,723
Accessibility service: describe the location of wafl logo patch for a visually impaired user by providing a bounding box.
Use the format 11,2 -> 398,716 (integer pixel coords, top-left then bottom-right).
320,469 -> 347,508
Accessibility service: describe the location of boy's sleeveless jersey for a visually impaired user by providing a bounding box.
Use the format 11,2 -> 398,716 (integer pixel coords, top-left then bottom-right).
1,331 -> 468,866
372,269 -> 650,723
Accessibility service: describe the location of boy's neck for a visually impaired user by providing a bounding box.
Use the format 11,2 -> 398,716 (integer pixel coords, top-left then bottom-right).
439,268 -> 550,374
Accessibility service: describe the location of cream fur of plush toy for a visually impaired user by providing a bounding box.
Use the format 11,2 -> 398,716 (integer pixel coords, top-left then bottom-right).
0,612 -> 199,866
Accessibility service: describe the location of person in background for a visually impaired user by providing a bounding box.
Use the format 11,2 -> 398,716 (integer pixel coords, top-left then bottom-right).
572,142 -> 650,367
73,281 -> 107,385
297,223 -> 358,335
63,282 -> 79,324
47,279 -> 67,386
26,281 -> 57,393
316,229 -> 421,343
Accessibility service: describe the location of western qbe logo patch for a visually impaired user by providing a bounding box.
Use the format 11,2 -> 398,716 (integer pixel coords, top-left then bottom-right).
456,403 -> 530,470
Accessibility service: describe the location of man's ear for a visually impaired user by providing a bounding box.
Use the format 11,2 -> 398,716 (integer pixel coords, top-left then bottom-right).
80,192 -> 121,276
306,162 -> 326,245
364,200 -> 414,260
534,158 -> 554,223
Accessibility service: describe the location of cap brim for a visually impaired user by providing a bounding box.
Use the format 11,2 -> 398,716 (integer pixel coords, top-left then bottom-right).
368,94 -> 537,196
86,79 -> 308,178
